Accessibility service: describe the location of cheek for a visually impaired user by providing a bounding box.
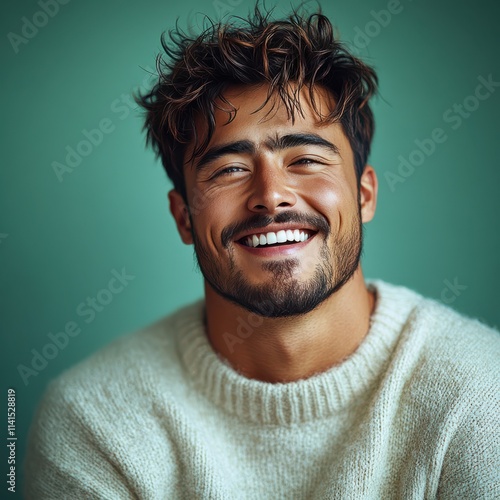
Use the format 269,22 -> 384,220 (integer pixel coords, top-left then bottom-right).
301,176 -> 353,223
190,200 -> 229,251
185,180 -> 219,241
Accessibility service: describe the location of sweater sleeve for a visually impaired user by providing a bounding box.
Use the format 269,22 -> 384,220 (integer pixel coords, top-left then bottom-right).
437,391 -> 500,499
24,380 -> 137,500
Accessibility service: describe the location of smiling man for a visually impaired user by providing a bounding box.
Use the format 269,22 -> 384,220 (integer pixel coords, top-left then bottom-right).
25,5 -> 499,499
171,82 -> 377,383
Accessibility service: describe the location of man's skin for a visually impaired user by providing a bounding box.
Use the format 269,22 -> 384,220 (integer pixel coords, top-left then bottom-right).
169,83 -> 378,383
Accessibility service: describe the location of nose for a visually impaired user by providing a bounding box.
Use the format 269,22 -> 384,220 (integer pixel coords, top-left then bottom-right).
246,161 -> 297,213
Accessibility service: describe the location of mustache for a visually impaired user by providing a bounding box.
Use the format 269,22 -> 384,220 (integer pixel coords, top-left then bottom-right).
221,211 -> 330,248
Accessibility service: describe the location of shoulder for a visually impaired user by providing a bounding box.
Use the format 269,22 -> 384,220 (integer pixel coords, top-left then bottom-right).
414,295 -> 500,385
50,298 -> 204,394
411,300 -> 500,497
31,298 -> 206,431
25,299 -> 205,498
392,288 -> 499,440
372,280 -> 500,375
373,280 -> 499,412
375,283 -> 500,496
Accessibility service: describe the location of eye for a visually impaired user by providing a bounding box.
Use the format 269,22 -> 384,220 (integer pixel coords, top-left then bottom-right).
211,165 -> 246,179
292,157 -> 326,166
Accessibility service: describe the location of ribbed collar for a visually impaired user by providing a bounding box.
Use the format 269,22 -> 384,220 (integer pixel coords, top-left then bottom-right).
175,280 -> 422,425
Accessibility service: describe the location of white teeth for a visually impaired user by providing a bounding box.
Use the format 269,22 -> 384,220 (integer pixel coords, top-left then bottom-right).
266,232 -> 277,244
243,229 -> 312,247
276,230 -> 287,243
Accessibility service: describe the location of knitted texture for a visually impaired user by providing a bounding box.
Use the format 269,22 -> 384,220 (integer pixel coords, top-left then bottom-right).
24,281 -> 500,499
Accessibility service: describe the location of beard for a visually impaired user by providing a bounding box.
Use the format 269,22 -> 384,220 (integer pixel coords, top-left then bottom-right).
190,206 -> 363,318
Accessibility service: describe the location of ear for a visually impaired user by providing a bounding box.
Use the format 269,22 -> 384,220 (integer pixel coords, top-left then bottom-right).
168,189 -> 194,244
359,165 -> 378,223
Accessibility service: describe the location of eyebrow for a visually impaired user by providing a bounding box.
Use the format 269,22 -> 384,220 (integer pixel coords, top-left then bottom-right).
194,140 -> 256,172
193,133 -> 340,172
265,133 -> 340,156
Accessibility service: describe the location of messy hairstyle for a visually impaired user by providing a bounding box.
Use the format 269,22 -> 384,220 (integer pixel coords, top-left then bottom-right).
136,4 -> 378,201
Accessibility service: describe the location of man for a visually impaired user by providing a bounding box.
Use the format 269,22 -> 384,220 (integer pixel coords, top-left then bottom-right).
25,5 -> 499,499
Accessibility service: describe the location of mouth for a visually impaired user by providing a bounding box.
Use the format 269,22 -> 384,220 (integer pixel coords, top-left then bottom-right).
237,228 -> 318,248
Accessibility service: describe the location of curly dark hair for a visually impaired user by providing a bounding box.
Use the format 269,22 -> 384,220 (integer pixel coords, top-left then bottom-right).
136,4 -> 378,201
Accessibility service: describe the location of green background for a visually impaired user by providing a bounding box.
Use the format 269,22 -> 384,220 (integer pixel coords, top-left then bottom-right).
2,0 -> 499,494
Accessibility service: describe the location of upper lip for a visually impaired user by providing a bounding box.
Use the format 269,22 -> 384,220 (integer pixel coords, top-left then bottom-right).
234,224 -> 319,242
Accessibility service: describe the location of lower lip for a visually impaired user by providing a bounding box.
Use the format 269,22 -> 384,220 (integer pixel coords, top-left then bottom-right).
236,234 -> 317,257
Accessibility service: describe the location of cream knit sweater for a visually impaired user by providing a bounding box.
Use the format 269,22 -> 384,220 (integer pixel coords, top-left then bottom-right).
25,281 -> 500,499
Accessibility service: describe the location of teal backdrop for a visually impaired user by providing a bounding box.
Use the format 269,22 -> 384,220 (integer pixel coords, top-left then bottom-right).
2,0 -> 499,494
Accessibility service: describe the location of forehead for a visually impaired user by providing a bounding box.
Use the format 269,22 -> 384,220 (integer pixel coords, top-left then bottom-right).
220,82 -> 337,122
186,83 -> 351,164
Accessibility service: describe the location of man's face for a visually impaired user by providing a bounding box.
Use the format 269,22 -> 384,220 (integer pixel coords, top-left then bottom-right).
171,84 -> 375,317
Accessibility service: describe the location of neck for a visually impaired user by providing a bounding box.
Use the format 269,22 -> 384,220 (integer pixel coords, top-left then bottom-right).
203,266 -> 375,383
